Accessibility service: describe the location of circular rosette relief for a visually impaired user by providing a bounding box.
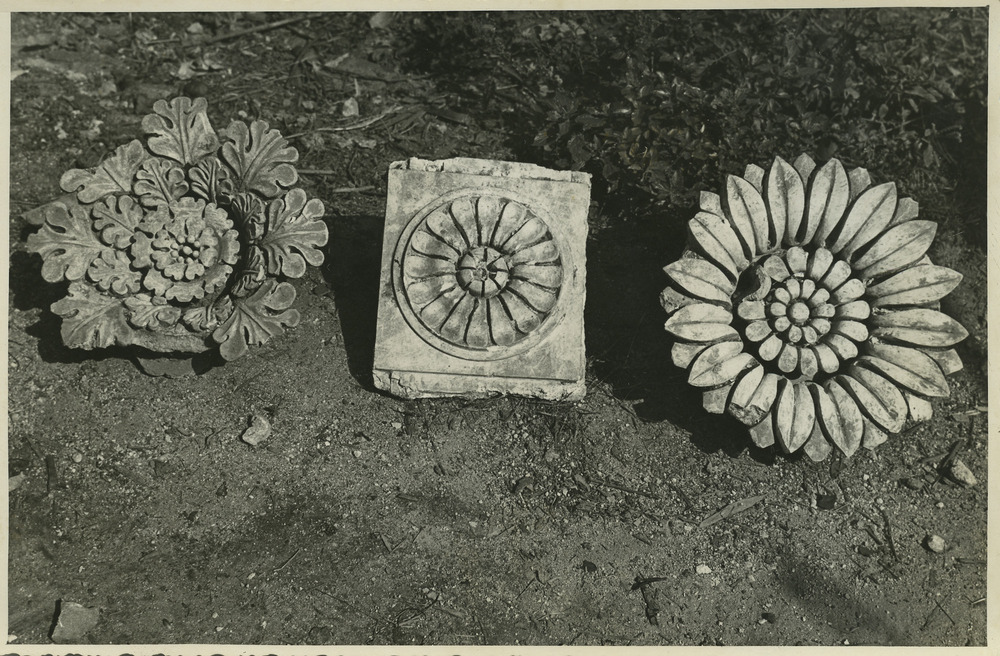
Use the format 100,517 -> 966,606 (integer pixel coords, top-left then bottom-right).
394,192 -> 565,360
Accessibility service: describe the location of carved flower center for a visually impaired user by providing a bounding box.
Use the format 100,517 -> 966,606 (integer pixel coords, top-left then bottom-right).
736,246 -> 872,379
456,246 -> 510,298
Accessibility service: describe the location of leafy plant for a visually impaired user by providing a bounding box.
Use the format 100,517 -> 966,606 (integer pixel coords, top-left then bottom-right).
26,96 -> 328,360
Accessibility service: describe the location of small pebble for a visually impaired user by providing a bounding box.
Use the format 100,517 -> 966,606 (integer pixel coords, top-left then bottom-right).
51,601 -> 100,643
391,422 -> 403,430
9,473 -> 26,493
696,564 -> 712,575
241,414 -> 271,446
352,450 -> 362,458
72,452 -> 83,463
947,459 -> 977,487
925,534 -> 946,553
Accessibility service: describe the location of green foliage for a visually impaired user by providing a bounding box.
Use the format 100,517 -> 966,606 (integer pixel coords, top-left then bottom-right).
397,9 -> 987,221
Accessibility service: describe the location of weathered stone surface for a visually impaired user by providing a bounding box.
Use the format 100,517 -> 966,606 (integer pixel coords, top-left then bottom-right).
661,154 -> 967,461
51,601 -> 100,643
373,157 -> 590,400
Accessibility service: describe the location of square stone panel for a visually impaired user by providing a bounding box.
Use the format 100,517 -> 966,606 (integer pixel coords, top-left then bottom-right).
373,157 -> 591,400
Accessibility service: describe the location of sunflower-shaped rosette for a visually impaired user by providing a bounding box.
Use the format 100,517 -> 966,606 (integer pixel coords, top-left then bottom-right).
661,154 -> 967,460
395,193 -> 563,359
26,97 -> 328,361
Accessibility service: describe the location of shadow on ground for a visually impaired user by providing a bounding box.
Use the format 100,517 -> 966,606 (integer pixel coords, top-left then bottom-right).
323,213 -> 385,391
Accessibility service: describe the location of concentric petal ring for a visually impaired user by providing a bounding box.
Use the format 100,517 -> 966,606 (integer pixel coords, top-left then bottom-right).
661,153 -> 967,461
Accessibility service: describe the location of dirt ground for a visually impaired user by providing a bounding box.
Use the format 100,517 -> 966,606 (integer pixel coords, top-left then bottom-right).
6,11 -> 989,648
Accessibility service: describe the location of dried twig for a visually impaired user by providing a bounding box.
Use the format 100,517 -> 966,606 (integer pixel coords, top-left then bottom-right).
698,494 -> 765,529
285,106 -> 402,139
273,548 -> 300,573
192,15 -> 318,48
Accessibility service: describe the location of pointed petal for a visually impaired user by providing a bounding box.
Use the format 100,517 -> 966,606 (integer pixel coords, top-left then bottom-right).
703,381 -> 735,414
664,257 -> 735,306
853,220 -> 937,279
725,175 -> 767,255
660,286 -> 696,314
700,190 -> 724,217
887,196 -> 919,229
688,212 -> 748,280
775,380 -> 814,453
839,369 -> 906,433
838,182 -> 897,259
848,365 -> 907,433
905,392 -> 933,421
823,379 -> 864,458
807,158 -> 850,246
802,416 -> 832,462
862,419 -> 889,449
672,341 -> 712,369
872,308 -> 969,347
793,153 -> 817,186
448,196 -> 480,247
765,156 -> 803,248
867,265 -> 963,307
847,167 -> 872,201
729,372 -> 779,426
475,196 -> 504,246
689,344 -> 755,388
729,363 -> 765,411
743,163 -> 766,192
664,303 -> 736,342
749,413 -> 776,448
927,348 -> 963,376
789,382 -> 817,452
860,343 -> 950,397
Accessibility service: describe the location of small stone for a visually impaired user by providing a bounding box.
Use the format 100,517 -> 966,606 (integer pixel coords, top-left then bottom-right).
352,450 -> 362,458
902,477 -> 925,491
946,459 -> 977,487
391,421 -> 403,430
72,452 -> 83,464
925,534 -> 946,553
9,473 -> 26,493
696,564 -> 712,575
241,414 -> 271,446
51,601 -> 100,643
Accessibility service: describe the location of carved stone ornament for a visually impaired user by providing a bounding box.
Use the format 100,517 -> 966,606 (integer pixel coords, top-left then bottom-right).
374,157 -> 590,400
25,97 -> 328,361
661,154 -> 968,460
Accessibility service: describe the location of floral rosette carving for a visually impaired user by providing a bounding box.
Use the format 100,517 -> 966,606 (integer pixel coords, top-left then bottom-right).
26,97 -> 328,361
661,154 -> 968,460
399,194 -> 562,353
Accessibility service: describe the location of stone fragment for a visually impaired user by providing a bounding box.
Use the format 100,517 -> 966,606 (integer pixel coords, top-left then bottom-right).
241,413 -> 271,446
695,564 -> 712,575
924,534 -> 946,553
373,157 -> 591,400
51,601 -> 100,643
946,458 -> 977,487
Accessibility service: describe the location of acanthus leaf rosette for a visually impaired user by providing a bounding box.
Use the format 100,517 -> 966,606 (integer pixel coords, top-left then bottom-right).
661,154 -> 968,460
26,97 -> 329,361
